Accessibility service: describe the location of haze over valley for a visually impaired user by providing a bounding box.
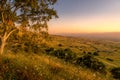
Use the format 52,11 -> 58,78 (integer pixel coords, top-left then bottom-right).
54,32 -> 120,41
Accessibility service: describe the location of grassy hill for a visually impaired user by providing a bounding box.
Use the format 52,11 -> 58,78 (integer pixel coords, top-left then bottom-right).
0,35 -> 120,80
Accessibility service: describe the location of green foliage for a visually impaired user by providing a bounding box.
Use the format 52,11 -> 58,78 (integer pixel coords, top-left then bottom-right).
45,47 -> 54,54
45,48 -> 76,62
0,0 -> 58,27
45,48 -> 106,73
53,48 -> 65,59
54,48 -> 76,62
63,48 -> 76,62
76,54 -> 106,73
0,0 -> 58,54
8,31 -> 48,54
110,67 -> 120,79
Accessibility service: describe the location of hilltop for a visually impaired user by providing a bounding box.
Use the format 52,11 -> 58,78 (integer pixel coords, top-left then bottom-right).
0,35 -> 120,80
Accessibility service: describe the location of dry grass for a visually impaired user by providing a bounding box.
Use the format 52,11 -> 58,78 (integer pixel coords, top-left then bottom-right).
0,35 -> 119,80
0,53 -> 107,80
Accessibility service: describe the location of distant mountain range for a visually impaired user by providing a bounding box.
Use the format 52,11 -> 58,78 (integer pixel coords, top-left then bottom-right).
55,32 -> 120,41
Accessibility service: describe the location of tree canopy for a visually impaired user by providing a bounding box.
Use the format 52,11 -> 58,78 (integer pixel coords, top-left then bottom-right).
0,0 -> 58,54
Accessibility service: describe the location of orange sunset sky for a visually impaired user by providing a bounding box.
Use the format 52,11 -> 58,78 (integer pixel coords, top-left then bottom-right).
48,0 -> 120,34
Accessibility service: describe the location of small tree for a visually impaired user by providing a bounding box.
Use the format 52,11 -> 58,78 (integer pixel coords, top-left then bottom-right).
0,0 -> 58,54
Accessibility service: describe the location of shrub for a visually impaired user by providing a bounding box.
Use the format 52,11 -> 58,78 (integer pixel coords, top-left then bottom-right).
64,48 -> 76,62
52,48 -> 76,62
53,48 -> 65,59
93,52 -> 99,56
76,54 -> 106,73
110,67 -> 120,79
45,47 -> 54,54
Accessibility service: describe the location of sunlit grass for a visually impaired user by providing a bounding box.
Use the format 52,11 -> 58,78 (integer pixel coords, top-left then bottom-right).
0,35 -> 119,80
0,53 -> 107,80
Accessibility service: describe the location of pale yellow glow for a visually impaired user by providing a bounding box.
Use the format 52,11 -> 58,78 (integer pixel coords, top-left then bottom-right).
48,14 -> 120,34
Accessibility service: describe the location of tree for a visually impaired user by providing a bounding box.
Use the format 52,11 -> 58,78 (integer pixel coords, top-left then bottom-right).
0,0 -> 58,55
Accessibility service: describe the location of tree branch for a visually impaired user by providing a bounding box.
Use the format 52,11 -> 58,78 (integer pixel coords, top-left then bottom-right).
10,5 -> 15,10
5,29 -> 17,41
13,3 -> 24,14
13,6 -> 20,14
1,12 -> 5,24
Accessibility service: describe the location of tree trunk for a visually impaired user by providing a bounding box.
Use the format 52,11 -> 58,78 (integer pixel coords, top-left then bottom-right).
0,29 -> 16,55
0,38 -> 6,55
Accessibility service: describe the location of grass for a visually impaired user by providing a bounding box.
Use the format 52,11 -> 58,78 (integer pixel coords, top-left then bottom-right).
0,35 -> 120,80
49,35 -> 120,68
48,35 -> 120,79
0,53 -> 108,80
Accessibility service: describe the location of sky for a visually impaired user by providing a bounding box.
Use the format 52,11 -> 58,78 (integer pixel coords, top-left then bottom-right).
48,0 -> 120,34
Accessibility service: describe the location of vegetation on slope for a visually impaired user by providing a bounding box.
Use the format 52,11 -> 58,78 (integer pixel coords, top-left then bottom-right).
0,53 -> 107,80
0,32 -> 120,80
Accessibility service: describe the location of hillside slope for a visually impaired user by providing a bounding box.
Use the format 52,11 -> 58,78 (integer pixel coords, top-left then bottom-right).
0,35 -> 120,80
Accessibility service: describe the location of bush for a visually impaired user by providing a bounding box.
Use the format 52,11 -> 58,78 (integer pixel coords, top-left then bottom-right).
110,67 -> 120,79
64,48 -> 76,62
51,48 -> 76,62
45,47 -> 54,54
53,48 -> 65,59
93,52 -> 99,56
76,54 -> 106,73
